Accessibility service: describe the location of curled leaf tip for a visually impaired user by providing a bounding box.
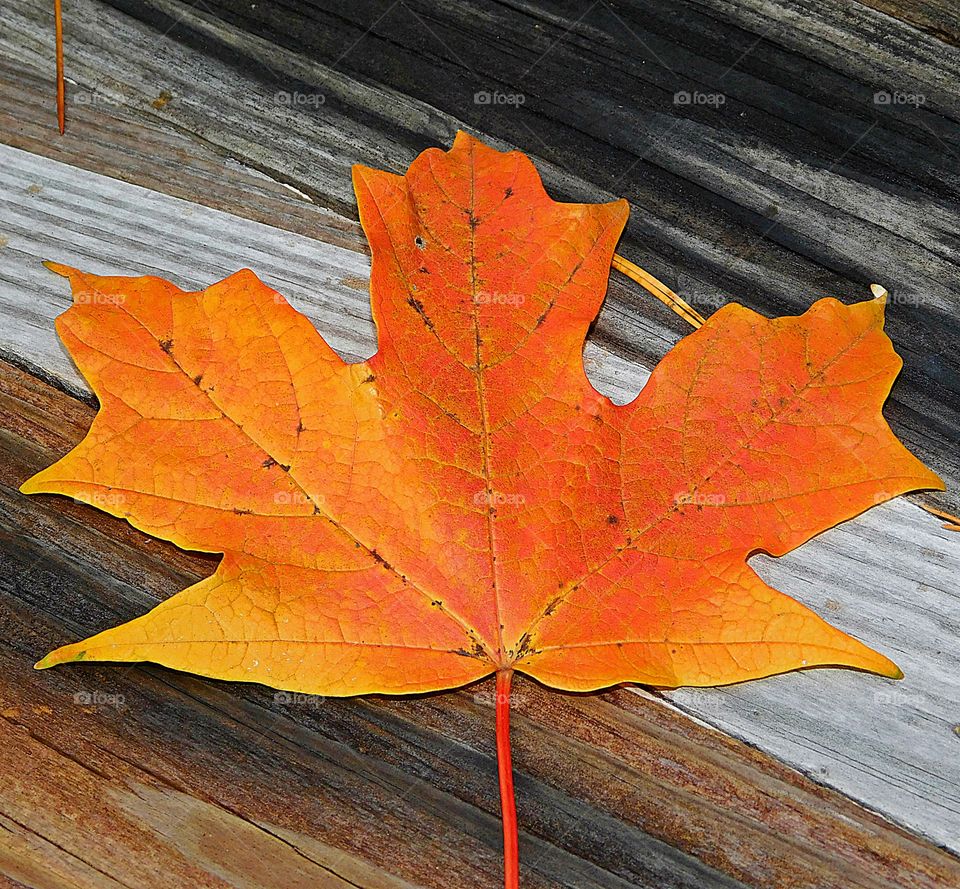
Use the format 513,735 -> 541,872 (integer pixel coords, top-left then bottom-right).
42,261 -> 74,277
874,653 -> 904,680
870,283 -> 889,301
35,645 -> 87,670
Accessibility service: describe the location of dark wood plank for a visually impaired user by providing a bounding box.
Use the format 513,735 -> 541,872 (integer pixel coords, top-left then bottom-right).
3,359 -> 960,888
3,0 -> 958,514
2,141 -> 958,852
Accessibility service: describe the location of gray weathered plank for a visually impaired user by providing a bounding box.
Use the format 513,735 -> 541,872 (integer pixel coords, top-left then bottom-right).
3,0 -> 959,516
0,144 -> 957,853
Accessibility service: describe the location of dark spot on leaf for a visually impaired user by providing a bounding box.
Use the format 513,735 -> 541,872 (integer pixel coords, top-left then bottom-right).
159,338 -> 173,354
607,514 -> 619,525
414,236 -> 425,249
504,187 -> 513,198
515,633 -> 533,659
370,549 -> 392,571
408,296 -> 435,331
535,302 -> 554,328
262,458 -> 278,468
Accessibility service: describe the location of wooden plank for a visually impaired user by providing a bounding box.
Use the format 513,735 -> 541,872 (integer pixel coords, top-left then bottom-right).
857,2 -> 960,48
2,0 -> 958,516
1,143 -> 958,856
2,360 -> 959,888
0,143 -> 648,405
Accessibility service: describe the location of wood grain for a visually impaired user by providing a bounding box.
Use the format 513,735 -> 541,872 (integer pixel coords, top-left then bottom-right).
2,0 -> 958,515
2,361 -> 959,888
0,141 -> 958,858
2,0 -> 960,883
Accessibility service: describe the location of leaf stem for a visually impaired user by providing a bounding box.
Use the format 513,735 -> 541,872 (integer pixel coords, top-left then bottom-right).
611,253 -> 705,328
55,0 -> 65,134
496,669 -> 519,889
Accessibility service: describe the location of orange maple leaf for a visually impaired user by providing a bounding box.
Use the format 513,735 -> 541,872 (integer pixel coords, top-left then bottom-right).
23,132 -> 942,888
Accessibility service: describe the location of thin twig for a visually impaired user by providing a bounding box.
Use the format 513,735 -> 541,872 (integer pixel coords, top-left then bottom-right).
611,253 -> 705,328
55,0 -> 65,134
918,502 -> 960,532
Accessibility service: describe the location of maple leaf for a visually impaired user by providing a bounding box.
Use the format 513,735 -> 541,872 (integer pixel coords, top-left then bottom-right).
23,132 -> 942,888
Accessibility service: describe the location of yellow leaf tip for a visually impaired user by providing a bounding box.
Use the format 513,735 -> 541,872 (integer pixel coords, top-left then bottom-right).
19,476 -> 41,495
35,646 -> 87,669
875,654 -> 903,680
42,261 -> 75,277
869,283 -> 888,301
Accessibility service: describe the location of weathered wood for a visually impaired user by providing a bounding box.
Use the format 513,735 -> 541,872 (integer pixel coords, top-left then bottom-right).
2,0 -> 958,515
1,141 -> 958,857
2,0 -> 960,882
2,360 -> 959,888
0,142 -> 648,406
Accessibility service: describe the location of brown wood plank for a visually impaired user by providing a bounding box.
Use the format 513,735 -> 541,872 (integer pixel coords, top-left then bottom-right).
858,1 -> 960,46
2,358 -> 958,888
